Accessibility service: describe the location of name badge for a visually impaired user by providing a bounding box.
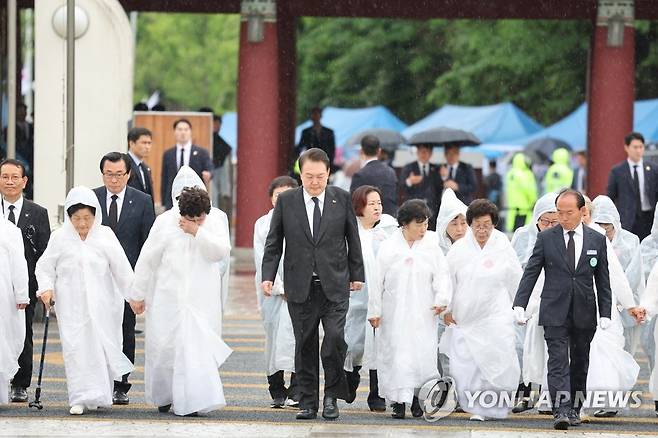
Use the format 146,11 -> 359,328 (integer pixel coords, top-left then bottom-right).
586,250 -> 597,255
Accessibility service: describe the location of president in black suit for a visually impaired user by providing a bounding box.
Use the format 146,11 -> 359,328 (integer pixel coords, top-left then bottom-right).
399,144 -> 443,230
607,132 -> 658,240
296,107 -> 336,171
441,145 -> 478,205
349,135 -> 398,216
0,159 -> 50,403
262,148 -> 365,421
94,152 -> 155,405
512,189 -> 614,429
126,127 -> 154,199
161,118 -> 213,210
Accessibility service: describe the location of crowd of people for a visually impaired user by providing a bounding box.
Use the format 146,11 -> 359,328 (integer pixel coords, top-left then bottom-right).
2,118 -> 658,431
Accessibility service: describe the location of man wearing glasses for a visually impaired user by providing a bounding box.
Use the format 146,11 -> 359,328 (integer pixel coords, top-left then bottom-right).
93,152 -> 155,405
0,158 -> 50,404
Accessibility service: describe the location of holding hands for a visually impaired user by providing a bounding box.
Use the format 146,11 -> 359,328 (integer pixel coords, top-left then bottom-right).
628,306 -> 646,324
130,300 -> 146,315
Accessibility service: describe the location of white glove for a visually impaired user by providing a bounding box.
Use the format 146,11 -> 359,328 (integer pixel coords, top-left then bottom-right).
599,317 -> 612,330
513,306 -> 527,325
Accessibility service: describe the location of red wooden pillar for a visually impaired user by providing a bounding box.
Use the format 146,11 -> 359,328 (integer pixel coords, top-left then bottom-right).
587,1 -> 635,196
236,1 -> 281,248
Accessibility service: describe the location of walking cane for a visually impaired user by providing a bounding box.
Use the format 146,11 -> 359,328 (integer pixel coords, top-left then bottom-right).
29,300 -> 53,410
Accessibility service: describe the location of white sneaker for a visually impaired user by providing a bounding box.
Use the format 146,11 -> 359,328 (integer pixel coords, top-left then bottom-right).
469,414 -> 485,421
69,405 -> 84,415
285,398 -> 299,408
87,405 -> 98,411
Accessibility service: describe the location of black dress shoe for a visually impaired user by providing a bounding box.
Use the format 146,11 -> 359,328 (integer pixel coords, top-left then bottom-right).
112,390 -> 129,405
184,412 -> 199,417
553,413 -> 570,430
296,408 -> 318,420
322,396 -> 339,420
368,396 -> 386,412
158,404 -> 171,413
411,396 -> 424,417
512,399 -> 532,413
10,387 -> 28,403
568,408 -> 581,426
345,368 -> 360,404
391,402 -> 405,419
593,409 -> 617,418
270,397 -> 286,409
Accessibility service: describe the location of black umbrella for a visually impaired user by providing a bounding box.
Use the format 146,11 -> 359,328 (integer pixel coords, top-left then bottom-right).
523,137 -> 572,164
345,129 -> 407,153
407,127 -> 481,147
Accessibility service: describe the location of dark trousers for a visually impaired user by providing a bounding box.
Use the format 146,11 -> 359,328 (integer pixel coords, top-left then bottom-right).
267,370 -> 299,400
287,279 -> 349,411
114,301 -> 136,393
12,301 -> 35,388
543,325 -> 596,414
632,209 -> 654,241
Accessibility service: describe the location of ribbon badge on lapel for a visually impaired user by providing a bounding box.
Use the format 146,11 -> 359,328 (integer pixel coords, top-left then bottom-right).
646,166 -> 651,172
193,150 -> 198,156
590,257 -> 598,268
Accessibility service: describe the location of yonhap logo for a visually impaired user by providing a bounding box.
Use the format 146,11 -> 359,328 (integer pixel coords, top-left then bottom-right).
418,376 -> 458,422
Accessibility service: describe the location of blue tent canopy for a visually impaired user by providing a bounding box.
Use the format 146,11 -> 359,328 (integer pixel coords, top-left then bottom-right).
402,102 -> 543,144
218,111 -> 237,157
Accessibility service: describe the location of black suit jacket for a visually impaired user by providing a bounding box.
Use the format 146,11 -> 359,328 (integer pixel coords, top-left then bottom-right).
443,161 -> 478,205
127,155 -> 154,200
571,166 -> 586,193
2,199 -> 50,302
161,145 -> 213,210
399,162 -> 443,214
513,225 -> 612,329
350,159 -> 398,216
93,186 -> 155,269
262,186 -> 365,304
607,160 -> 658,231
296,126 -> 336,169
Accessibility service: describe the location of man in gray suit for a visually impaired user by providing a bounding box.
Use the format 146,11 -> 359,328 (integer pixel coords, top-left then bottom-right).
513,189 -> 618,429
262,148 -> 364,421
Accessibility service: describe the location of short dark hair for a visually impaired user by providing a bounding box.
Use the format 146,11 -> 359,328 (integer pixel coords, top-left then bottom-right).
152,103 -> 166,111
268,175 -> 298,197
625,132 -> 645,146
466,199 -> 499,226
213,114 -> 222,123
488,160 -> 497,169
127,127 -> 152,143
100,152 -> 132,174
352,185 -> 382,216
397,199 -> 431,227
66,203 -> 96,218
178,187 -> 211,217
417,144 -> 433,151
310,107 -> 322,115
556,188 -> 586,209
133,102 -> 148,111
299,148 -> 330,172
361,135 -> 380,157
0,159 -> 26,177
445,145 -> 460,153
198,106 -> 214,114
575,151 -> 587,158
173,118 -> 192,130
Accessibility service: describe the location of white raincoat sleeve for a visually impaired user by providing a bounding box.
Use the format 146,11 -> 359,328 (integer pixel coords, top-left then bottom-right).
215,209 -> 232,311
367,241 -> 389,320
643,262 -> 658,318
7,225 -> 29,304
130,217 -> 169,302
607,241 -> 636,309
432,243 -> 452,309
34,230 -> 62,296
504,243 -> 524,303
102,229 -> 135,300
195,216 -> 231,263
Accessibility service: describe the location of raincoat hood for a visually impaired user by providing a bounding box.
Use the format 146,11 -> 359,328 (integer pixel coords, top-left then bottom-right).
591,195 -> 622,238
64,186 -> 103,233
436,188 -> 468,253
512,153 -> 529,170
551,148 -> 570,165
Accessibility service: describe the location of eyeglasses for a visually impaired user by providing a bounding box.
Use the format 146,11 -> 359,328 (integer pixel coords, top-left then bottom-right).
472,223 -> 493,231
0,175 -> 23,183
538,218 -> 559,227
103,172 -> 127,180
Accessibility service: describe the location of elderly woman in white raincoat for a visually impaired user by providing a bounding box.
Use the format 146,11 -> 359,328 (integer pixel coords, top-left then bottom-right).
640,209 -> 658,376
440,199 -> 522,421
35,187 -> 134,415
0,217 -> 28,405
254,176 -> 298,408
130,166 -> 232,416
641,261 -> 658,417
368,199 -> 451,419
344,185 -> 398,412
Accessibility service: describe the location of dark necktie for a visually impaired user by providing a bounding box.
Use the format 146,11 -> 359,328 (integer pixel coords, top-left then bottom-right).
179,148 -> 185,170
8,205 -> 16,224
138,162 -> 148,190
567,230 -> 576,271
109,194 -> 118,230
633,164 -> 641,211
450,166 -> 456,180
312,197 -> 321,242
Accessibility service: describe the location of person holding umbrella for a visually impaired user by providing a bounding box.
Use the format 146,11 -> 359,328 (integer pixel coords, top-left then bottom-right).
440,145 -> 478,206
399,145 -> 443,230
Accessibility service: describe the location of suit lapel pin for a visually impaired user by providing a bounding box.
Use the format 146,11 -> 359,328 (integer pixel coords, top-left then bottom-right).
590,257 -> 598,268
24,213 -> 29,218
646,166 -> 651,171
193,150 -> 198,156
332,199 -> 337,204
129,200 -> 133,204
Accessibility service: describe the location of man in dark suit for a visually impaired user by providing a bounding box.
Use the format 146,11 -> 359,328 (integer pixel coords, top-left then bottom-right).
607,132 -> 658,240
399,144 -> 443,230
350,135 -> 398,216
296,107 -> 336,172
513,189 -> 623,429
571,151 -> 587,194
94,152 -> 155,405
161,118 -> 213,210
126,127 -> 154,199
262,148 -> 365,421
441,145 -> 477,205
0,159 -> 50,403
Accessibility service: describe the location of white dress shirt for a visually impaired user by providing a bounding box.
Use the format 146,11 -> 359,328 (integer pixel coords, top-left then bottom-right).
1,195 -> 23,223
176,141 -> 193,168
302,189 -> 325,237
563,223 -> 584,270
107,187 -> 127,220
128,150 -> 146,188
418,161 -> 430,177
627,158 -> 652,211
